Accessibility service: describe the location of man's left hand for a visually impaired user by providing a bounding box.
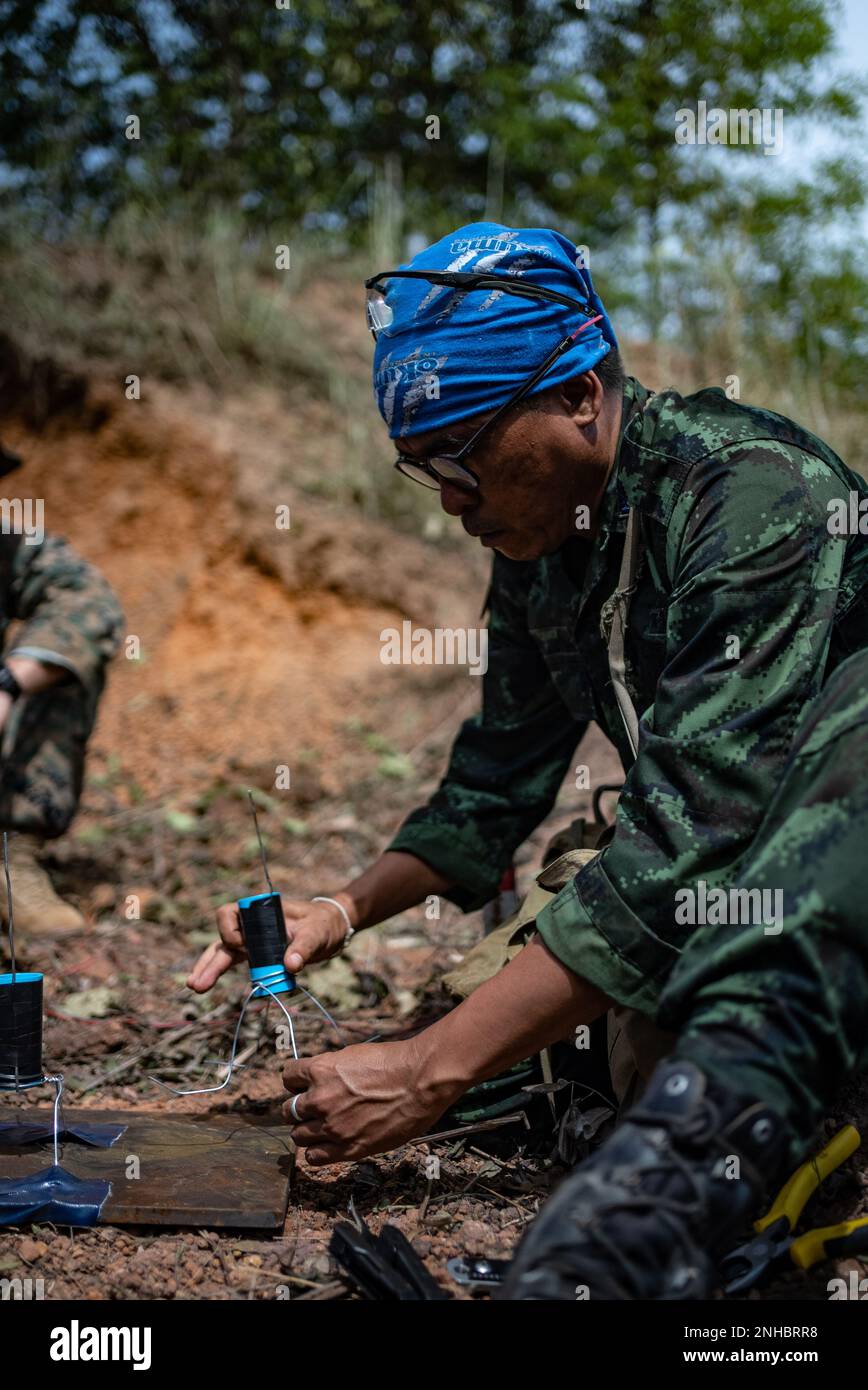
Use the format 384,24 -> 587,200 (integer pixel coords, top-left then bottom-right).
282,1038 -> 460,1165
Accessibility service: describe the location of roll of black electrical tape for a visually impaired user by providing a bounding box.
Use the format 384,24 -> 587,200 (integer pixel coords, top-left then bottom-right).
237,892 -> 294,996
0,972 -> 44,1089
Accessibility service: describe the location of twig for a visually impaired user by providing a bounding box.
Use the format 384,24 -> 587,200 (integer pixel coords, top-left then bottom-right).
220,1038 -> 260,1074
418,1176 -> 435,1223
409,1111 -> 530,1145
295,1279 -> 347,1301
475,1182 -> 539,1215
74,1002 -> 232,1094
467,1145 -> 514,1170
201,1232 -> 235,1287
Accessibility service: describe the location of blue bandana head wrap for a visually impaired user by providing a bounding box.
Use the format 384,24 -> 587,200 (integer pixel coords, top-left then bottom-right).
371,222 -> 617,440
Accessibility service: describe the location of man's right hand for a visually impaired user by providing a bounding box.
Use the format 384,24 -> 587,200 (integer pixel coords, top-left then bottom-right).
186,895 -> 354,994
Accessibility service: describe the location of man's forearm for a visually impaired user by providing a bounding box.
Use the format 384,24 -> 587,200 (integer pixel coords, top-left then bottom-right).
6,654 -> 70,694
413,934 -> 613,1093
334,849 -> 455,931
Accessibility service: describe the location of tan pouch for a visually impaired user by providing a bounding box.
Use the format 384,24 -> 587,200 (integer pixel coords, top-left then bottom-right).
442,844 -> 676,1110
442,848 -> 598,1000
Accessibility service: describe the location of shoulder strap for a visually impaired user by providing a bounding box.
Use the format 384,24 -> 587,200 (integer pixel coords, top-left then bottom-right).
604,506 -> 641,761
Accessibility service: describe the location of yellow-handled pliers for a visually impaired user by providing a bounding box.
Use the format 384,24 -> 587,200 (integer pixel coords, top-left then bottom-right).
720,1124 -> 868,1294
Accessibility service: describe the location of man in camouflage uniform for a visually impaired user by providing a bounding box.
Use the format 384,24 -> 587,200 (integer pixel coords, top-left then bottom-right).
0,451 -> 123,936
192,223 -> 868,1292
504,645 -> 868,1298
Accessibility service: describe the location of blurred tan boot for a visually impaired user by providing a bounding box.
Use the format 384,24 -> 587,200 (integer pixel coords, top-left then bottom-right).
0,835 -> 86,936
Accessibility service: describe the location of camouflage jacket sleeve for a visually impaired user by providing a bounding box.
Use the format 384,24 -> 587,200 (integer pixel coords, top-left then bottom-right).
387,555 -> 585,909
6,535 -> 124,696
536,440 -> 849,1014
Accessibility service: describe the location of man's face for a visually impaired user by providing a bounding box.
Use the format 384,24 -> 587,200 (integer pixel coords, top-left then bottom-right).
395,374 -> 619,563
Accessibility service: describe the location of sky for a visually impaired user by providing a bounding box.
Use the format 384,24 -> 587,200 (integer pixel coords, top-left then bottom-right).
777,0 -> 868,234
841,0 -> 868,57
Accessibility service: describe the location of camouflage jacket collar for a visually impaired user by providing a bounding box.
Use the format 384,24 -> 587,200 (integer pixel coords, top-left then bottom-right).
568,376 -> 654,616
598,374 -> 656,538
616,378 -> 719,528
544,372 -> 850,622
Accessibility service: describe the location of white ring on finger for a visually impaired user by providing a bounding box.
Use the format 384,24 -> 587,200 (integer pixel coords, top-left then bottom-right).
289,1094 -> 303,1123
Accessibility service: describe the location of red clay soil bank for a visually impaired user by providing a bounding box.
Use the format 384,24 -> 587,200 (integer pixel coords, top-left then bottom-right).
0,376 -> 484,797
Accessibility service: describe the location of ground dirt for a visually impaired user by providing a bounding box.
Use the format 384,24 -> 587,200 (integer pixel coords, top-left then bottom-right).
0,364 -> 865,1303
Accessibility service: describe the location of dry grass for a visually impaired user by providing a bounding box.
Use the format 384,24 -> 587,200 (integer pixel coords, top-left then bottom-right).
1,204 -> 864,530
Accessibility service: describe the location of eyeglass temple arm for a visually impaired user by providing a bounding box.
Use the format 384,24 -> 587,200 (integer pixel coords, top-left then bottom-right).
455,316 -> 604,455
366,269 -> 593,315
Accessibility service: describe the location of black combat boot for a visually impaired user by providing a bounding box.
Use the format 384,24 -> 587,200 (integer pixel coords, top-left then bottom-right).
500,1058 -> 790,1300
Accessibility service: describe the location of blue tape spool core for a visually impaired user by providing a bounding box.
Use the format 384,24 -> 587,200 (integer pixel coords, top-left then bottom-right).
249,965 -> 294,998
0,972 -> 45,1090
238,894 -> 295,997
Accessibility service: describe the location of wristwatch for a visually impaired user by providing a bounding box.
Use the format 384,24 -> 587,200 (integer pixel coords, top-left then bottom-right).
0,666 -> 22,701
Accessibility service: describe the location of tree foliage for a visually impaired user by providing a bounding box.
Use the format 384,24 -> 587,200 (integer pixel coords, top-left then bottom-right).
0,0 -> 865,390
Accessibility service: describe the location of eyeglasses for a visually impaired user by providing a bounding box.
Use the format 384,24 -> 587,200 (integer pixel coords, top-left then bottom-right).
364,269 -> 603,490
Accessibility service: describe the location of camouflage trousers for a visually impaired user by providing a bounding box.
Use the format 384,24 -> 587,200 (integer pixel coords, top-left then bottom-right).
0,677 -> 100,838
660,647 -> 868,1171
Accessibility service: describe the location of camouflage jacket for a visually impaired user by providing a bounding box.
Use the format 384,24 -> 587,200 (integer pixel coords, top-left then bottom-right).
388,377 -> 868,1012
0,532 -> 123,698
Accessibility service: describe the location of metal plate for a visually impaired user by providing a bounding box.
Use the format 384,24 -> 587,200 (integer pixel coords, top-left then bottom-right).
0,1107 -> 294,1229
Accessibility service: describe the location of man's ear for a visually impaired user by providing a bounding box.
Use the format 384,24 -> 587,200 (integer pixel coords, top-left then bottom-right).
557,371 -> 604,427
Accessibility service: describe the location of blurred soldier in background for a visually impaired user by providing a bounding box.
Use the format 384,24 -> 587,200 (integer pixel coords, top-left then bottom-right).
0,446 -> 123,936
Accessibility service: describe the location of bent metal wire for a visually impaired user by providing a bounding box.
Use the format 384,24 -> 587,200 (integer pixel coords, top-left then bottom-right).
149,973 -> 342,1097
364,269 -> 603,490
150,795 -> 343,1098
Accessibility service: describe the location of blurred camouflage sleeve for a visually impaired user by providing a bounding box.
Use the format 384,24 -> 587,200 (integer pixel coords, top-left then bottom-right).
6,534 -> 124,696
536,441 -> 848,1013
387,554 -> 585,909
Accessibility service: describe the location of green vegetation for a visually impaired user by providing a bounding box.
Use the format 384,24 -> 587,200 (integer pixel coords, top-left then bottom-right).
0,0 -> 865,480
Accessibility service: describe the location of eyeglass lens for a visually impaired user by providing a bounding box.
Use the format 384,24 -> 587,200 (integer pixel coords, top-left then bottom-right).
366,288 -> 394,334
